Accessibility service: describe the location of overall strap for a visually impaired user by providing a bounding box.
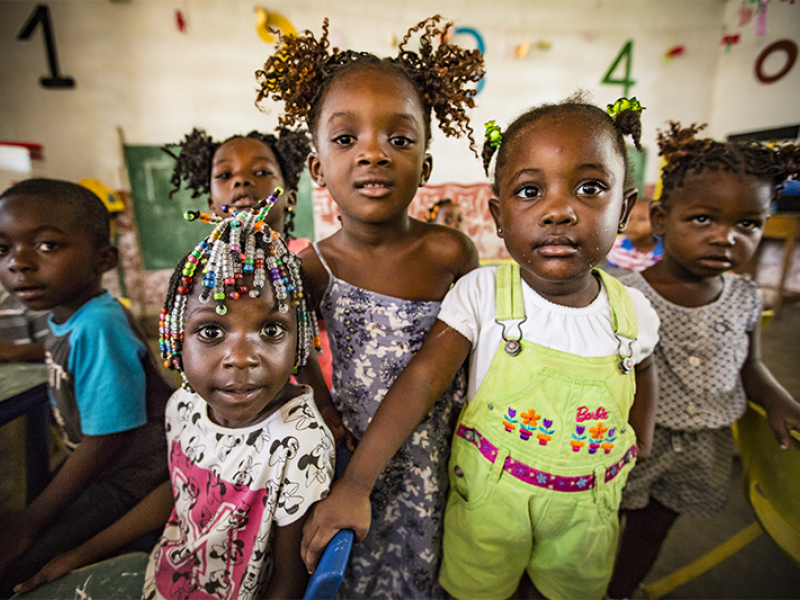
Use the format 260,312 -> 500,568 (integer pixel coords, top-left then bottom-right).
495,264 -> 525,321
594,269 -> 638,340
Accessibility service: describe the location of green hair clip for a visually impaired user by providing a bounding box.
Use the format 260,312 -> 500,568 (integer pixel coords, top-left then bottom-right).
606,97 -> 645,121
484,120 -> 503,147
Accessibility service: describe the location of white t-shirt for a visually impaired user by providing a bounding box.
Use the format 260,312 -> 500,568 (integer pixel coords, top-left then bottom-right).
438,266 -> 660,403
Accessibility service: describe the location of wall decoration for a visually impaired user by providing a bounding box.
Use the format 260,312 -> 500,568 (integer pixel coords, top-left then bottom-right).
722,33 -> 741,52
754,39 -> 798,83
602,40 -> 636,98
663,45 -> 685,63
16,4 -> 75,89
536,39 -> 552,51
254,7 -> 296,43
453,26 -> 486,95
515,42 -> 531,59
175,9 -> 187,34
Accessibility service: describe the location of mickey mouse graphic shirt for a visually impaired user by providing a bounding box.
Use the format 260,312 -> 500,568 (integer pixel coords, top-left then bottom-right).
143,386 -> 334,600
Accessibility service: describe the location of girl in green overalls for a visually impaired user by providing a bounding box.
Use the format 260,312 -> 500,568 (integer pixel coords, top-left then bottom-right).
301,95 -> 661,599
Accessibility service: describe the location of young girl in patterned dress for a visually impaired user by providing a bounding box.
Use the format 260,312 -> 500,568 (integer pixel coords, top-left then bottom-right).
255,15 -> 483,599
607,123 -> 800,599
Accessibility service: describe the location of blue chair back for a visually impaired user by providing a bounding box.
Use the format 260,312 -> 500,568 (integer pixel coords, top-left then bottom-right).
303,529 -> 354,600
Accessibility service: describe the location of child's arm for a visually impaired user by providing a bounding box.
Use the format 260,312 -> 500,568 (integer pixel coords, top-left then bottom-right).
742,327 -> 800,450
12,480 -> 173,594
0,431 -> 132,579
628,353 -> 658,458
301,320 -> 471,572
263,517 -> 310,599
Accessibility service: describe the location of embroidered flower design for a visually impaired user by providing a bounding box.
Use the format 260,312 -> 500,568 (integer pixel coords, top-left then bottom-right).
536,473 -> 548,485
503,408 -> 518,432
521,409 -> 540,427
590,422 -> 608,440
577,477 -> 588,489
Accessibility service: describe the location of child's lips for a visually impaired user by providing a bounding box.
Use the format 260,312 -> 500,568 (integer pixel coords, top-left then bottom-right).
12,285 -> 46,300
535,237 -> 578,257
355,181 -> 393,198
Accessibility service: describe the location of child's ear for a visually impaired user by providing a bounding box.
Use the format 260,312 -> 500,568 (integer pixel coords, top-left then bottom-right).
307,153 -> 325,187
650,201 -> 667,237
618,188 -> 638,231
285,189 -> 298,213
488,197 -> 503,238
96,244 -> 119,275
419,154 -> 433,188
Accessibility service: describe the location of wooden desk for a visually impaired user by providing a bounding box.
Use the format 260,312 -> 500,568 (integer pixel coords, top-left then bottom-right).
761,213 -> 800,316
0,363 -> 49,503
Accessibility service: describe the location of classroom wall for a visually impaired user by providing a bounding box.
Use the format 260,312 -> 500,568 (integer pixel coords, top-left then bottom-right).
2,0 -> 797,190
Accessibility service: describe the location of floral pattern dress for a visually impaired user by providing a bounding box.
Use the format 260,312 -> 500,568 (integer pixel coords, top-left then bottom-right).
314,245 -> 466,600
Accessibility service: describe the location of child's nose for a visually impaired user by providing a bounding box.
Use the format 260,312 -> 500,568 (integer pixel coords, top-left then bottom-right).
357,137 -> 390,166
711,225 -> 737,246
539,196 -> 577,226
222,337 -> 260,369
7,247 -> 36,272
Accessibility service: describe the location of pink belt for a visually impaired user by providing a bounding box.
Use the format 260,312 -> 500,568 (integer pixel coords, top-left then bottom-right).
456,425 -> 637,492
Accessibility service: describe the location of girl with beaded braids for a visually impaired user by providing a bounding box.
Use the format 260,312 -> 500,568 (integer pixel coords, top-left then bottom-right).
256,15 -> 482,600
12,195 -> 335,600
607,124 -> 800,600
304,93 -> 662,600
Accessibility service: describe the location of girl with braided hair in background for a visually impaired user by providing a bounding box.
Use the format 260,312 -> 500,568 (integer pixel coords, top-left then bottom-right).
255,15 -> 483,599
607,123 -> 800,599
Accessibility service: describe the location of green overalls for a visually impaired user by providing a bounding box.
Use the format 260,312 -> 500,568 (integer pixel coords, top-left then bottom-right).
439,265 -> 639,600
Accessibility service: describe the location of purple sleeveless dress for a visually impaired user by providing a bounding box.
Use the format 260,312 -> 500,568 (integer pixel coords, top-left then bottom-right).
314,244 -> 466,599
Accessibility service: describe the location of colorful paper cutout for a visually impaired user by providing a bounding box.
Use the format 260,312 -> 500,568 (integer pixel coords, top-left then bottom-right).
254,7 -> 296,43
663,45 -> 685,63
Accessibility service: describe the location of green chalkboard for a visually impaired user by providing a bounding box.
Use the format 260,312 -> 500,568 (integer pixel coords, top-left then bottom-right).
627,145 -> 647,197
123,145 -> 315,271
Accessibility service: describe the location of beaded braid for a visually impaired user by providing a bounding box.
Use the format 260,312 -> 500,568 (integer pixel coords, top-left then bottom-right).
482,93 -> 644,194
161,128 -> 311,238
426,198 -> 458,222
159,188 -> 321,390
657,121 -> 800,204
254,15 -> 485,155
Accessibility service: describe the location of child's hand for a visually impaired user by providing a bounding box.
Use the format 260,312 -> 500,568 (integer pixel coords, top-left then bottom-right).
301,475 -> 371,573
13,549 -> 86,594
765,396 -> 800,451
0,520 -> 36,580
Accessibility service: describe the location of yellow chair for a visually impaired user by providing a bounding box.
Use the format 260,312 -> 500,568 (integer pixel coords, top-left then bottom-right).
731,401 -> 800,569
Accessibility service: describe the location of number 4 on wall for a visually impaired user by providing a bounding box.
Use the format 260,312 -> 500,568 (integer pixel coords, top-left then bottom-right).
17,4 -> 75,89
602,40 -> 635,98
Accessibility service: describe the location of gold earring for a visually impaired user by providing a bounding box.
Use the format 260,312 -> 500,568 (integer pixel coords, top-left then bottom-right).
618,224 -> 627,233
497,228 -> 503,235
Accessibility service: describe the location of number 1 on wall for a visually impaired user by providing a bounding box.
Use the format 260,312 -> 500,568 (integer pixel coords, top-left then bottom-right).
602,40 -> 635,98
17,4 -> 75,89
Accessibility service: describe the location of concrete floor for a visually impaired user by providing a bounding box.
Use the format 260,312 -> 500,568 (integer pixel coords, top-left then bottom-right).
641,300 -> 800,600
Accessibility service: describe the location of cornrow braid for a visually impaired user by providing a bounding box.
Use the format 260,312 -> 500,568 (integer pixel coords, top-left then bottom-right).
159,188 -> 321,391
255,15 -> 485,155
657,121 -> 800,204
483,92 -> 644,193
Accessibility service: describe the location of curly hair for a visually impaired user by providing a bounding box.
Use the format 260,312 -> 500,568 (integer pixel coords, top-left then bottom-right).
657,121 -> 800,204
482,92 -> 644,195
162,127 -> 310,200
255,16 -> 485,155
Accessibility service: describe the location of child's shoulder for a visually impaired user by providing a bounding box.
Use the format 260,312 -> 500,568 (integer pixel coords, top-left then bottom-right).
414,219 -> 478,273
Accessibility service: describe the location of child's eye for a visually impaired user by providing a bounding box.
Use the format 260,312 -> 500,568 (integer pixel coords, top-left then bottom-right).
197,325 -> 224,341
333,135 -> 355,146
692,215 -> 710,224
37,241 -> 58,252
739,220 -> 762,231
577,181 -> 605,196
261,322 -> 286,340
390,136 -> 414,147
254,169 -> 273,177
515,186 -> 541,199
0,244 -> 8,255
214,172 -> 232,181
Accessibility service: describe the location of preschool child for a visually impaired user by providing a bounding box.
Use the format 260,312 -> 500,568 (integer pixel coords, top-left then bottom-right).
162,127 -> 337,394
303,95 -> 662,600
0,178 -> 173,596
256,15 -> 483,599
427,198 -> 464,231
13,194 -> 335,599
607,123 -> 800,599
605,196 -> 663,271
